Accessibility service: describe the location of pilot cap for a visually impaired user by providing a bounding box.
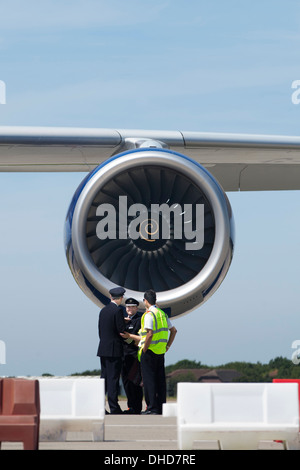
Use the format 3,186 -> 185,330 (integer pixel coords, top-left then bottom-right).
109,287 -> 126,297
125,298 -> 139,306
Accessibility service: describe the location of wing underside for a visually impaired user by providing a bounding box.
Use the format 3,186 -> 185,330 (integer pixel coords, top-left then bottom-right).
0,126 -> 300,191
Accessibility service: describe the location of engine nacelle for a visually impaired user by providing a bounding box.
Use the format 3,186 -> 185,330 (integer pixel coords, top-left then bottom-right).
65,148 -> 234,318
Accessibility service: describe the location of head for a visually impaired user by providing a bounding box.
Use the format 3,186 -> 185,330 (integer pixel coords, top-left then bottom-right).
110,295 -> 124,306
125,298 -> 139,317
143,289 -> 156,309
109,287 -> 126,305
126,304 -> 138,317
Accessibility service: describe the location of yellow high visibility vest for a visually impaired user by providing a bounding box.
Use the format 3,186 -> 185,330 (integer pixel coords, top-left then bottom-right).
138,306 -> 169,360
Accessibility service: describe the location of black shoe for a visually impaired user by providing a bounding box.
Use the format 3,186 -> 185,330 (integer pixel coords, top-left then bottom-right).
141,410 -> 158,415
110,409 -> 123,415
124,409 -> 142,415
123,408 -> 136,414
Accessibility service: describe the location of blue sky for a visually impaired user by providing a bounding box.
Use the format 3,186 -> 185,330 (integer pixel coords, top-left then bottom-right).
1,0 -> 300,376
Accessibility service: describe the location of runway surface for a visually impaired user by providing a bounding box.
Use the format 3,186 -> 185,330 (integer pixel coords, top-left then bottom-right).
1,413 -> 285,450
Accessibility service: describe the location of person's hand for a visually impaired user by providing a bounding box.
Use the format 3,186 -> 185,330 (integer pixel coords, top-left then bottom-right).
120,332 -> 129,339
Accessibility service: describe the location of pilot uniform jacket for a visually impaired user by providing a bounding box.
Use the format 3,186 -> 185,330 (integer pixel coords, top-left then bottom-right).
97,301 -> 126,358
122,311 -> 143,413
123,312 -> 142,356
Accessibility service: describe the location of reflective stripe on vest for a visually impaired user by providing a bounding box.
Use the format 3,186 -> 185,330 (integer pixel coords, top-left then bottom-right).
139,306 -> 169,356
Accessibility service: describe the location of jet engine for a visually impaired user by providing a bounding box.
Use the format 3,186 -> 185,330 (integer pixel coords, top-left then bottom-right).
65,148 -> 234,318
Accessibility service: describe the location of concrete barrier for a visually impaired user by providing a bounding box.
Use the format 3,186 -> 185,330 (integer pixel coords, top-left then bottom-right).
38,377 -> 105,442
177,382 -> 300,450
0,378 -> 40,450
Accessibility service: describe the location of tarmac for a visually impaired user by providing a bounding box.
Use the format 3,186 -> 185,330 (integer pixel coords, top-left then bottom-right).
1,400 -> 285,451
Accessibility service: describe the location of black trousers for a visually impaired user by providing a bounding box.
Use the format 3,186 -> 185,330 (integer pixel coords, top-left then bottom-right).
140,349 -> 166,414
100,356 -> 122,414
122,355 -> 143,413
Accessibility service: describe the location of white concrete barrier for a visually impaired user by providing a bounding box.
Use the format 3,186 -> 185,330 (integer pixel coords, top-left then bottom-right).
177,382 -> 300,450
162,403 -> 178,417
38,377 -> 105,442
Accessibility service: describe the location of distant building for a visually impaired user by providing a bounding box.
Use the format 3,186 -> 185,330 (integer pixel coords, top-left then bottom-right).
166,368 -> 243,384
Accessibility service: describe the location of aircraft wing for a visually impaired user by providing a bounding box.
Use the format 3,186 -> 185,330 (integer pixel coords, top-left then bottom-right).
0,126 -> 300,191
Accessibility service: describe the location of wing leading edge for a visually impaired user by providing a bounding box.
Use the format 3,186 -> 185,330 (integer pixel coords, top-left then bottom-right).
0,126 -> 300,191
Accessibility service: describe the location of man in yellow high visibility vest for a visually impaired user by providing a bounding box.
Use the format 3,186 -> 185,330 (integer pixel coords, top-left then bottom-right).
140,289 -> 177,415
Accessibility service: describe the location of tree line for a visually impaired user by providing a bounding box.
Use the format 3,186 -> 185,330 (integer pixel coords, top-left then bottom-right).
164,357 -> 300,397
53,355 -> 299,381
165,356 -> 300,382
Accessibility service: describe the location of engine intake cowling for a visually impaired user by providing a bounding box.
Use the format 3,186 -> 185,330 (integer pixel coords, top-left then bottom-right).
65,148 -> 234,318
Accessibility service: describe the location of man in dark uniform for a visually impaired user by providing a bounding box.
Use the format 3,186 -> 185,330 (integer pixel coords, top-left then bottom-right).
121,298 -> 143,415
97,287 -> 126,414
